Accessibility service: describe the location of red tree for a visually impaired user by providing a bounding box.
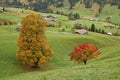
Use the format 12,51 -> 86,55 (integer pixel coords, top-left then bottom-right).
69,43 -> 101,64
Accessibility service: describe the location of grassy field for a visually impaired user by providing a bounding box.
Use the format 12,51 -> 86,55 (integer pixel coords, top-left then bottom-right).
0,24 -> 120,80
0,7 -> 120,80
50,3 -> 120,24
42,12 -> 119,34
99,4 -> 120,23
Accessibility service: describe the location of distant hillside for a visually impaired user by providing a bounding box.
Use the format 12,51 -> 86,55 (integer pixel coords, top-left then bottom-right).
0,5 -> 120,80
0,0 -> 120,23
0,0 -> 120,12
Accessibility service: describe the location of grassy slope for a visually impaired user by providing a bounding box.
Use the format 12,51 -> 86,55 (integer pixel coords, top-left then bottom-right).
42,12 -> 119,34
0,25 -> 24,78
0,24 -> 120,80
0,7 -> 35,21
51,2 -> 120,23
0,7 -> 120,80
99,4 -> 120,23
0,7 -> 22,21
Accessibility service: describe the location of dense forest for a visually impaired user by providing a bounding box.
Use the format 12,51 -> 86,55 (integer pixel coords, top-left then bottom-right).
0,0 -> 120,12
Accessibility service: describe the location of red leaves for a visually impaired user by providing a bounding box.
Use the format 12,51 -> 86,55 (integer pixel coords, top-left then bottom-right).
69,43 -> 101,64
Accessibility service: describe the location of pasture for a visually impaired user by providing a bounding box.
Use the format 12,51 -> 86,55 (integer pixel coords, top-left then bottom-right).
0,7 -> 120,80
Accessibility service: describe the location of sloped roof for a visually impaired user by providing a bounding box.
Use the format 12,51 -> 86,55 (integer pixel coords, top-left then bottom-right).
75,29 -> 88,35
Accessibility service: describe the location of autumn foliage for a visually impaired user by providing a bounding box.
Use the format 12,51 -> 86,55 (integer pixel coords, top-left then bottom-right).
16,13 -> 53,67
69,43 -> 101,64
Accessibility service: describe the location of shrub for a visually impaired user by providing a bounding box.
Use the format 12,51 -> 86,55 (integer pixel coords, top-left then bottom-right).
69,43 -> 101,64
16,13 -> 53,68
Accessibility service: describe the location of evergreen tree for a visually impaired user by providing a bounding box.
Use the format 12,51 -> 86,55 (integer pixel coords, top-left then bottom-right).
101,30 -> 105,34
91,24 -> 95,32
118,3 -> 120,9
98,28 -> 101,33
85,0 -> 93,8
74,13 -> 80,19
95,29 -> 98,33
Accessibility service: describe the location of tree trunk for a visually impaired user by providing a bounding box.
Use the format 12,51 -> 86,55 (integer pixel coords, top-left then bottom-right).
32,63 -> 39,68
83,60 -> 87,65
32,59 -> 39,68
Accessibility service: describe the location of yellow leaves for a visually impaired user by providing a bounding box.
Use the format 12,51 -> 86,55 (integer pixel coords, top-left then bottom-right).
21,12 -> 47,27
45,52 -> 51,56
34,51 -> 43,58
16,13 -> 53,67
31,38 -> 37,43
29,58 -> 34,64
25,50 -> 32,57
16,50 -> 25,57
46,56 -> 51,61
39,56 -> 46,64
93,52 -> 101,59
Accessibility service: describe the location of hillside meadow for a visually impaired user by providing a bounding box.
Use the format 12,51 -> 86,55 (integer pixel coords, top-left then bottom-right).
0,23 -> 120,80
0,7 -> 120,80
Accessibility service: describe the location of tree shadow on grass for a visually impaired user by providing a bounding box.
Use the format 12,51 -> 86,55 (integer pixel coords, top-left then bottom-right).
20,64 -> 53,72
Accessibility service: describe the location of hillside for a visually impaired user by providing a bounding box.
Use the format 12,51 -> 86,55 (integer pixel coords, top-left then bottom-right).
0,25 -> 120,80
0,10 -> 120,80
0,0 -> 120,11
0,2 -> 120,80
1,0 -> 120,24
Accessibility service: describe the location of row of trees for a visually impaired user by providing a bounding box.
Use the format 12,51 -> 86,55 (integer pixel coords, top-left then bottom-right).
89,24 -> 106,34
1,0 -> 119,12
68,0 -> 80,9
72,23 -> 106,34
55,10 -> 80,20
90,24 -> 120,36
0,0 -> 23,7
68,12 -> 80,20
46,10 -> 80,28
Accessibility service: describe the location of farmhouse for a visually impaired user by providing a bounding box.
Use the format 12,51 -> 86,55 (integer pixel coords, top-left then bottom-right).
88,18 -> 97,21
107,32 -> 112,36
75,29 -> 88,35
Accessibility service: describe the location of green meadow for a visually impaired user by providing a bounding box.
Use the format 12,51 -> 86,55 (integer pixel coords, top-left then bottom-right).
0,7 -> 120,80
